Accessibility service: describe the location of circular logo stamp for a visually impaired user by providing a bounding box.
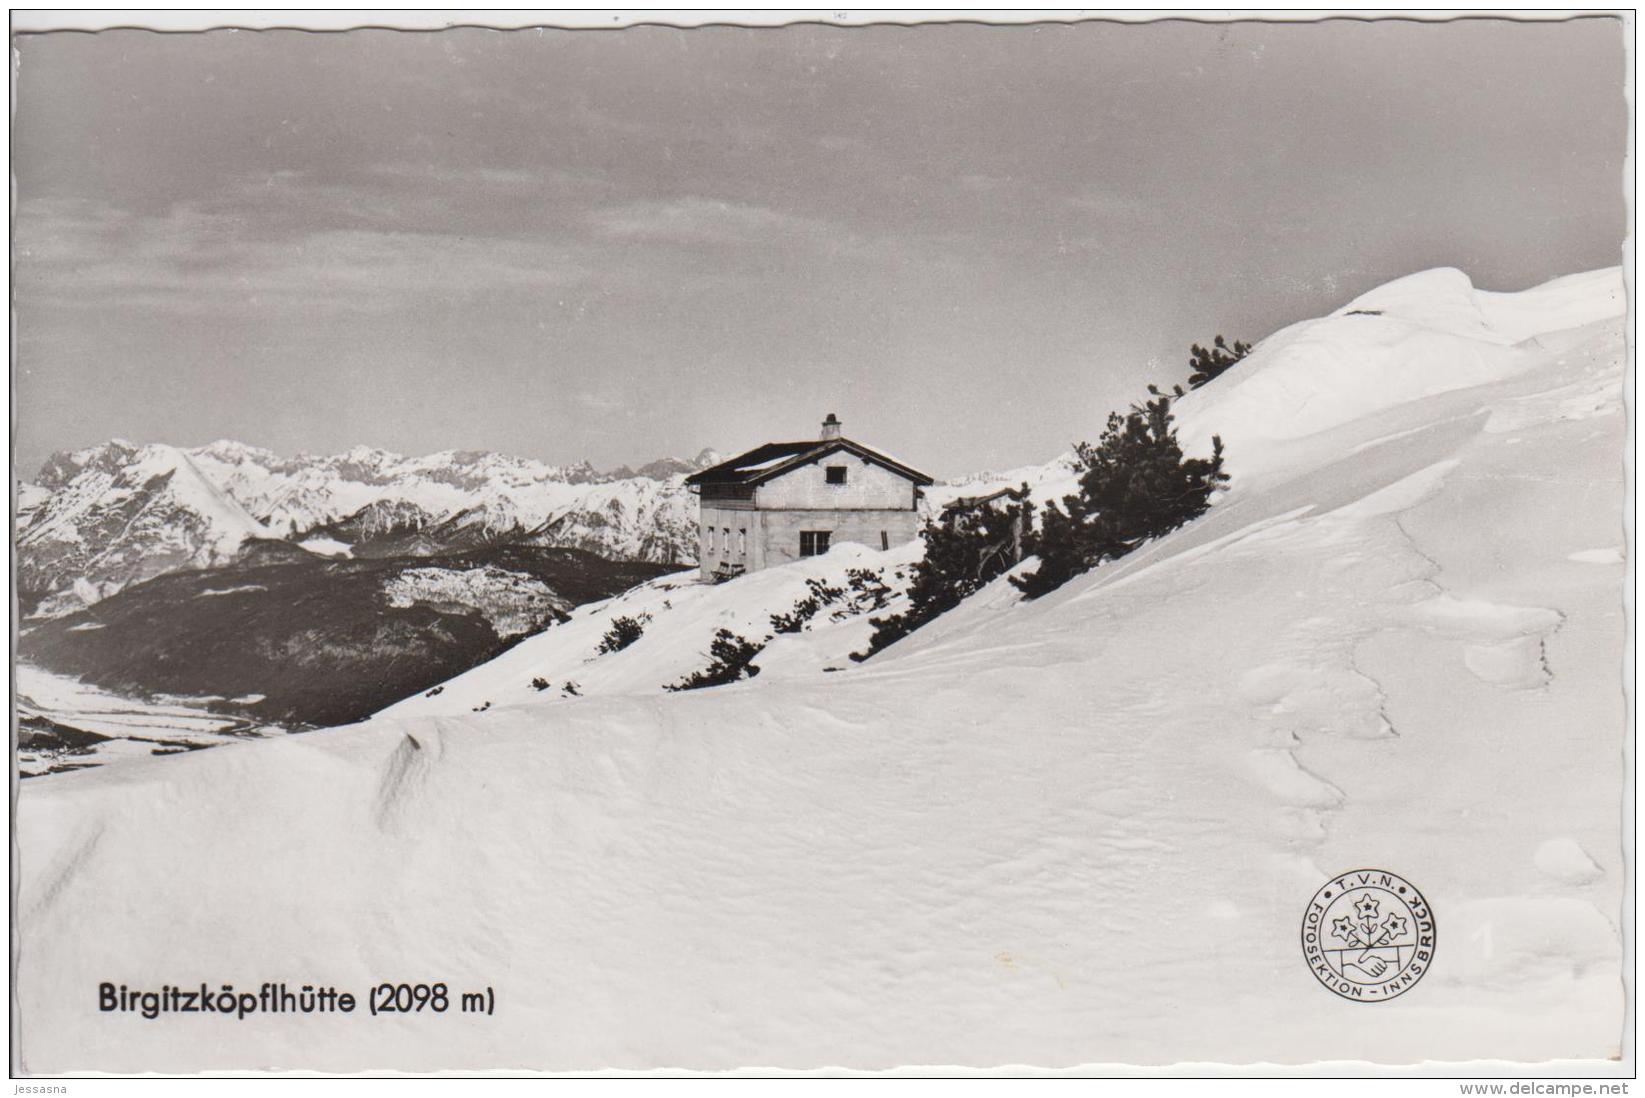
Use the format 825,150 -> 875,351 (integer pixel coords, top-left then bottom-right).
1301,868 -> 1435,1001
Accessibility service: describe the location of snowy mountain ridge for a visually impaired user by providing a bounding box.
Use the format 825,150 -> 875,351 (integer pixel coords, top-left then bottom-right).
18,441 -> 726,611
17,442 -> 277,612
37,438 -> 725,534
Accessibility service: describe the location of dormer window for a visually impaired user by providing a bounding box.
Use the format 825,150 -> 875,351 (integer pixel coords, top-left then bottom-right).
825,465 -> 848,485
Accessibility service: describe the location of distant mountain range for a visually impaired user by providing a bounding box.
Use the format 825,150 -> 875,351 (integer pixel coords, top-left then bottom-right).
18,439 -> 722,615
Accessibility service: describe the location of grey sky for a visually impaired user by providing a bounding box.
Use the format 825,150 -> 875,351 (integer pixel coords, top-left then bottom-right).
12,17 -> 1628,479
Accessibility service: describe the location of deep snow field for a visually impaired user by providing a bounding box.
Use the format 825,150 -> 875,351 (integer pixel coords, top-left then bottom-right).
14,266 -> 1628,1072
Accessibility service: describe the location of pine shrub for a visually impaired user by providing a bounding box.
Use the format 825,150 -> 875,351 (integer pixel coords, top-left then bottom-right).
597,614 -> 649,655
770,578 -> 845,633
668,629 -> 767,691
1186,335 -> 1252,390
842,568 -> 894,615
854,484 -> 1034,660
1013,397 -> 1227,599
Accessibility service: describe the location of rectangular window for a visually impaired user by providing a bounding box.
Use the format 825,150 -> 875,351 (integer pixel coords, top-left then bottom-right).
738,528 -> 747,556
800,531 -> 832,557
704,527 -> 714,552
880,530 -> 889,551
825,465 -> 848,485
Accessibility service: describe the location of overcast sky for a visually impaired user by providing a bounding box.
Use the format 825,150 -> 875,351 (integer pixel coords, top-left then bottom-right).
13,17 -> 1628,479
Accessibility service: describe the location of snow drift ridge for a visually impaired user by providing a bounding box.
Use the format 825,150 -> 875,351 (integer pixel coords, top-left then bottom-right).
1173,266 -> 1625,477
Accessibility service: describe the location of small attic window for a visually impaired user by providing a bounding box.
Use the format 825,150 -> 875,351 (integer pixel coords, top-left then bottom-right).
826,465 -> 848,485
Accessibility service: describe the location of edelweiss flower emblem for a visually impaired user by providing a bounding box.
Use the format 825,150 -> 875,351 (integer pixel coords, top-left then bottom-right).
1301,870 -> 1435,1002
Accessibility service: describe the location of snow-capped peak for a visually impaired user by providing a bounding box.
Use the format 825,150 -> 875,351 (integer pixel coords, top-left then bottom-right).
18,441 -> 275,613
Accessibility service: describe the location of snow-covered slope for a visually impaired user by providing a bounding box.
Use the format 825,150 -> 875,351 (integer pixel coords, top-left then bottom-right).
14,268 -> 1626,1072
375,540 -> 919,716
18,443 -> 723,609
1171,265 -> 1626,480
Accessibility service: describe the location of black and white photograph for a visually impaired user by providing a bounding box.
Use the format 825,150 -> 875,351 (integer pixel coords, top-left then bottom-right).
8,9 -> 1634,1080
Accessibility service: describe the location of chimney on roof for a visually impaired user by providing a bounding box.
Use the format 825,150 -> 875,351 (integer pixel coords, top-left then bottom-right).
820,413 -> 842,440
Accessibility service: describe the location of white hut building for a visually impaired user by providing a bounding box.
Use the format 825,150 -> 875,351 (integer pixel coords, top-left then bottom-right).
685,414 -> 934,581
